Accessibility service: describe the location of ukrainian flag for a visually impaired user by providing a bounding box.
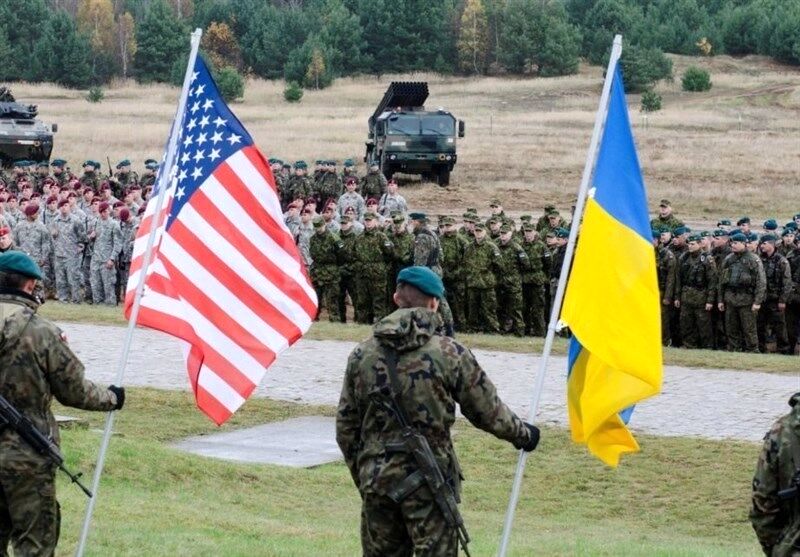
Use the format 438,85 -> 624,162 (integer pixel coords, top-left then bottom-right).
561,66 -> 663,467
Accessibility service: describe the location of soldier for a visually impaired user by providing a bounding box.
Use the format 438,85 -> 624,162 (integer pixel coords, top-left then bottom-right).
117,208 -> 137,302
312,160 -> 324,183
439,216 -> 468,331
335,266 -> 539,556
542,210 -> 566,235
650,199 -> 684,231
487,217 -> 501,241
747,232 -> 761,253
3,195 -> 20,229
321,201 -> 341,234
487,199 -> 512,227
337,177 -> 365,221
12,204 -> 51,294
409,212 -> 454,336
653,229 -> 677,346
378,179 -> 407,217
309,216 -> 343,321
549,228 -> 569,306
51,200 -> 85,304
0,251 -> 125,557
140,159 -> 159,191
353,212 -> 393,324
669,226 -> 690,258
464,223 -> 501,333
365,198 -> 386,226
495,224 -> 529,336
536,204 -> 556,232
32,162 -> 51,192
269,158 -> 286,198
750,392 -> 800,556
89,202 -> 122,306
779,228 -> 796,257
718,232 -> 766,352
111,159 -> 139,199
0,226 -> 14,253
296,209 -> 315,267
340,159 -> 357,184
717,219 -> 733,232
674,234 -> 717,349
79,160 -> 101,191
314,160 -> 342,208
709,229 -> 732,349
757,235 -> 793,354
737,217 -> 752,235
460,213 -> 476,239
337,215 -> 359,323
521,223 -> 549,337
785,232 -> 800,353
359,161 -> 387,199
82,198 -> 100,303
387,213 -> 414,310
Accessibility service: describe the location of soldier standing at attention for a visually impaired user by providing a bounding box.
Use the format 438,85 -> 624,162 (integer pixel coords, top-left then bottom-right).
284,161 -> 312,209
336,266 -> 540,556
110,159 -> 139,200
757,234 -> 793,354
0,251 -> 125,557
495,223 -> 529,336
378,179 -> 407,218
50,159 -> 72,188
463,222 -> 501,333
13,204 -> 51,286
439,216 -> 468,331
340,159 -> 357,184
309,216 -> 343,322
785,232 -> 800,353
674,234 -> 717,349
359,161 -> 387,200
520,223 -> 549,337
653,229 -> 677,346
650,199 -> 684,232
409,212 -> 454,336
78,161 -> 101,191
387,213 -> 414,311
353,212 -> 394,324
117,208 -> 137,303
139,159 -> 158,191
337,215 -> 359,323
89,202 -> 122,306
337,177 -> 366,222
718,232 -> 766,352
750,392 -> 800,556
52,200 -> 85,304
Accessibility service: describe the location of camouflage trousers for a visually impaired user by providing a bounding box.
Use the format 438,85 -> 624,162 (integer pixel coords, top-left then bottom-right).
787,301 -> 800,353
724,303 -> 759,352
466,287 -> 499,333
117,261 -> 131,304
659,301 -> 672,346
90,261 -> 117,306
356,268 -> 388,324
757,301 -> 790,354
0,468 -> 60,557
313,278 -> 341,322
678,302 -> 713,349
338,273 -> 358,323
81,249 -> 93,302
521,282 -> 546,337
54,254 -> 82,303
42,256 -> 55,299
442,279 -> 466,331
361,492 -> 459,557
497,284 -> 524,336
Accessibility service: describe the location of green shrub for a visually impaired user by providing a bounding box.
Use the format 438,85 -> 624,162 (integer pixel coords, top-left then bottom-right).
682,66 -> 712,92
640,90 -> 662,112
283,81 -> 303,103
619,45 -> 673,94
86,86 -> 104,103
214,66 -> 245,102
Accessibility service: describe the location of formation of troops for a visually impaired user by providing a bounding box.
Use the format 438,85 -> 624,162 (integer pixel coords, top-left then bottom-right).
2,157 -> 799,355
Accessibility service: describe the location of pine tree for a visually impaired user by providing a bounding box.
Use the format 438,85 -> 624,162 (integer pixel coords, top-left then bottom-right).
134,0 -> 188,83
31,13 -> 93,88
457,0 -> 489,74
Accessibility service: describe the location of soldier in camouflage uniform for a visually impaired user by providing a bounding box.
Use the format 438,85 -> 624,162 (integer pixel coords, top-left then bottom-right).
0,251 -> 124,557
387,213 -> 414,311
32,163 -> 51,192
140,160 -> 158,192
758,235 -> 794,354
337,178 -> 366,222
779,229 -> 796,258
654,229 -> 677,346
89,202 -> 122,306
718,232 -> 766,352
81,198 -> 100,302
51,200 -> 86,303
110,159 -> 139,200
650,199 -> 684,232
359,161 -> 387,199
463,223 -> 501,333
495,224 -> 529,336
12,205 -> 51,294
50,159 -> 73,188
337,215 -> 359,323
439,216 -> 468,331
340,159 -> 357,184
674,235 -> 717,349
378,179 -> 407,218
353,213 -> 394,324
750,392 -> 800,556
79,160 -> 101,191
314,161 -> 342,208
409,213 -> 454,336
335,266 -> 539,557
309,216 -> 343,322
283,161 -> 312,208
269,159 -> 286,198
117,208 -> 137,303
521,223 -> 549,337
785,233 -> 800,354
710,229 -> 732,349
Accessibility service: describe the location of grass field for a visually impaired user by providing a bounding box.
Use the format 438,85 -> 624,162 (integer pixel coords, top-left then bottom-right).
40,301 -> 800,374
51,388 -> 762,556
8,54 -> 800,223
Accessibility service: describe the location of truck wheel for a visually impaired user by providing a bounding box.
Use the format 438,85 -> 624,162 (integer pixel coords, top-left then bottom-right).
437,168 -> 450,187
381,162 -> 394,180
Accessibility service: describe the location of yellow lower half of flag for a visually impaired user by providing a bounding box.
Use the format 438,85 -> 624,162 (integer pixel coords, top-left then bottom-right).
562,199 -> 663,467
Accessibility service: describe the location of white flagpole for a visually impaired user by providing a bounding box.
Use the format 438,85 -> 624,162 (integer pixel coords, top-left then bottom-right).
496,34 -> 623,557
75,28 -> 203,557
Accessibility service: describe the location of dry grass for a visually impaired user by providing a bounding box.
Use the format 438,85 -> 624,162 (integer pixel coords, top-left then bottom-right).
8,54 -> 800,223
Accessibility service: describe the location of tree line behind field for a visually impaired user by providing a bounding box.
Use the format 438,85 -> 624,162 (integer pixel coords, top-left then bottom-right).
1,0 -> 798,93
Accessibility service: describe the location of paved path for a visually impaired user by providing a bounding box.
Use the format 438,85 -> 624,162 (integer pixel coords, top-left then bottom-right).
62,322 -> 800,442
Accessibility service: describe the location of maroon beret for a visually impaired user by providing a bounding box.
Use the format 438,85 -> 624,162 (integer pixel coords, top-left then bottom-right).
24,203 -> 40,216
119,208 -> 131,222
98,202 -> 110,212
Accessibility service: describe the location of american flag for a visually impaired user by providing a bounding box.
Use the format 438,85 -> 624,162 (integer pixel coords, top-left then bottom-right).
124,56 -> 318,425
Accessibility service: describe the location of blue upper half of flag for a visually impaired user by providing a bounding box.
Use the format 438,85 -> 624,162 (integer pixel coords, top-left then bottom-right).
592,66 -> 650,243
163,55 -> 254,227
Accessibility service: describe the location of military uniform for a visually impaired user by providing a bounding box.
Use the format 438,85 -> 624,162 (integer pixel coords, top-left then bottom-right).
758,249 -> 793,353
495,234 -> 529,336
309,223 -> 343,322
359,170 -> 387,199
51,211 -> 86,303
90,216 -> 122,305
314,169 -> 342,207
354,221 -> 394,323
117,217 -> 138,302
675,248 -> 717,349
0,256 -> 122,557
751,393 -> 800,556
521,234 -> 549,337
336,305 -> 537,556
440,225 -> 468,331
284,174 -> 312,207
411,223 -> 454,335
463,232 -> 501,333
786,247 -> 800,353
337,222 -> 359,322
718,249 -> 766,352
656,244 -> 677,346
13,218 -> 52,278
388,225 -> 414,310
111,168 -> 139,199
337,191 -> 366,221
710,240 -> 732,349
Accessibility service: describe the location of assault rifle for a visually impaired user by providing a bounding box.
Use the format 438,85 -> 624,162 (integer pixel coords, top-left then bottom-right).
380,350 -> 471,556
0,393 -> 92,497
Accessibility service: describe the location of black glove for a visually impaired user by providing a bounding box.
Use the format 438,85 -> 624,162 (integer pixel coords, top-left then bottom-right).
108,385 -> 125,410
520,423 -> 540,452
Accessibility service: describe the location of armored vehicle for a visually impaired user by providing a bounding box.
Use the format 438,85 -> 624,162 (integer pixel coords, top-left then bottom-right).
365,82 -> 464,186
0,86 -> 57,168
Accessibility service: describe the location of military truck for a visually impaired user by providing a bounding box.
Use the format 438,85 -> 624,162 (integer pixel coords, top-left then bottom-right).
365,82 -> 464,186
0,86 -> 57,168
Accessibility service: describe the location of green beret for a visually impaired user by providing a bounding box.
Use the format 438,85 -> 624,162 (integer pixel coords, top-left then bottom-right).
13,160 -> 28,167
556,228 -> 569,239
717,219 -> 731,226
782,228 -> 796,236
145,161 -> 159,170
144,158 -> 157,165
295,160 -> 307,169
786,222 -> 798,231
50,159 -> 66,167
651,229 -> 660,239
736,217 -> 750,226
673,226 -> 690,236
712,229 -> 728,237
730,232 -> 747,243
397,266 -> 444,299
408,212 -> 426,221
794,213 -> 800,220
36,161 -> 48,169
0,251 -> 43,280
312,216 -> 325,227
699,231 -> 711,238
282,163 -> 291,169
116,159 -> 131,168
268,158 -> 278,165
687,234 -> 701,243
343,159 -> 354,167
315,160 -> 323,165
763,219 -> 778,231
747,232 -> 759,242
761,233 -> 777,243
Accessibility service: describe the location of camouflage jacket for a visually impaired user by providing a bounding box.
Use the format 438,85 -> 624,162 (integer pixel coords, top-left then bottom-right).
378,192 -> 407,217
338,228 -> 359,276
550,245 -> 567,281
91,216 -> 122,265
79,171 -> 101,191
656,246 -> 677,302
285,175 -> 312,204
496,239 -> 531,289
712,244 -> 732,274
751,394 -> 800,556
521,239 -> 548,286
761,252 -> 793,304
52,213 -> 86,258
309,230 -> 343,284
336,192 -> 365,221
354,228 -> 393,275
440,232 -> 468,283
359,171 -> 387,199
650,214 -> 684,232
314,172 -> 342,202
335,308 -> 534,496
675,251 -> 717,306
119,219 -> 138,264
13,219 -> 52,265
391,229 -> 414,270
0,291 -> 117,474
413,228 -> 442,276
719,251 -> 767,306
787,249 -> 800,304
464,238 -> 501,289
